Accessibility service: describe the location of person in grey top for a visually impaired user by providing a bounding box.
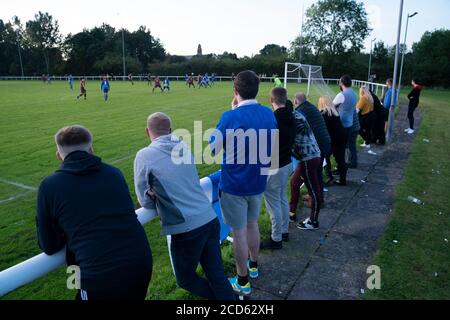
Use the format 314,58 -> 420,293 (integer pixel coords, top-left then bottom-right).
134,112 -> 234,300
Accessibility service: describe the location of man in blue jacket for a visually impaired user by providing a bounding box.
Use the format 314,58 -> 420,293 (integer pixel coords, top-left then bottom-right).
383,78 -> 397,133
210,70 -> 278,295
36,125 -> 152,300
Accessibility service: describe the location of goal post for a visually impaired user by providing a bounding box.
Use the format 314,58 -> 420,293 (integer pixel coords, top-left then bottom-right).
283,62 -> 334,99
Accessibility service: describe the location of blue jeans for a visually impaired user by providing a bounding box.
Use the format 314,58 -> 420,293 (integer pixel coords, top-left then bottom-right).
170,218 -> 235,300
347,130 -> 358,168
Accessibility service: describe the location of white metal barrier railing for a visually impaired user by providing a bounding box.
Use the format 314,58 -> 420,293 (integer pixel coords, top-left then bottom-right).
0,174 -> 217,298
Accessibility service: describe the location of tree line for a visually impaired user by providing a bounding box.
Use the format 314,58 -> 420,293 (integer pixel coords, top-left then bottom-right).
0,0 -> 449,87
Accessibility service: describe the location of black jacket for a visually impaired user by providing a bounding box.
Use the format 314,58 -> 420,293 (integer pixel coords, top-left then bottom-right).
321,112 -> 347,146
297,100 -> 331,155
407,86 -> 422,108
36,151 -> 152,290
274,106 -> 296,168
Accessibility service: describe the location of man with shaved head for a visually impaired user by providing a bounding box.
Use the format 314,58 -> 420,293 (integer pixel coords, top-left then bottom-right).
134,112 -> 235,300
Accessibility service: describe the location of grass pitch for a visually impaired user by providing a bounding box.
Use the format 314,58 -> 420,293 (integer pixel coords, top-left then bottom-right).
0,79 -> 329,300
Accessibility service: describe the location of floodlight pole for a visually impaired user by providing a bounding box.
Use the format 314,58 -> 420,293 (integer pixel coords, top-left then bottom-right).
396,12 -> 418,103
122,28 -> 126,80
386,0 -> 404,144
367,38 -> 376,82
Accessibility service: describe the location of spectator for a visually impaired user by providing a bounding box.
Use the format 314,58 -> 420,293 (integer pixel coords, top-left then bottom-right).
333,75 -> 358,169
318,96 -> 348,186
36,125 -> 152,300
294,92 -> 331,202
405,79 -> 423,134
261,87 -> 296,250
289,98 -> 323,230
134,112 -> 235,300
382,78 -> 397,133
210,70 -> 277,295
369,89 -> 386,145
357,86 -> 375,148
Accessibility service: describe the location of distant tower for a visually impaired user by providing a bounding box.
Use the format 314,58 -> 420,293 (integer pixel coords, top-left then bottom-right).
197,44 -> 203,56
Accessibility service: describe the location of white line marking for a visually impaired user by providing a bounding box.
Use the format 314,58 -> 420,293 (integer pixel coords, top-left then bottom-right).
0,191 -> 34,205
0,178 -> 37,191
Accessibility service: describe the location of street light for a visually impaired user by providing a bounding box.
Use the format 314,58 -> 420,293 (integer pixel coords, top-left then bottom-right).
367,38 -> 376,82
396,11 -> 418,102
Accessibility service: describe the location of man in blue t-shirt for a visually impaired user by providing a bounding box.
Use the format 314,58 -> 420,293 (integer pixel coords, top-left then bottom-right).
210,70 -> 277,296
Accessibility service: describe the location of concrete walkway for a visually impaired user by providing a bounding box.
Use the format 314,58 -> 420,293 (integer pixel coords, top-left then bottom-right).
252,103 -> 420,300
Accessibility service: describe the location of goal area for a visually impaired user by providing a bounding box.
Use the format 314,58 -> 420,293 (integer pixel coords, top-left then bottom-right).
283,62 -> 335,98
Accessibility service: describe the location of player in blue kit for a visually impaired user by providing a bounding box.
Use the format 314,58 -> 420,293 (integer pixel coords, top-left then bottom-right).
162,77 -> 171,93
68,74 -> 73,91
101,76 -> 110,101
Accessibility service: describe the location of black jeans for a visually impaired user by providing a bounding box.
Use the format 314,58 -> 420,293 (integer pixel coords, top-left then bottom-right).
408,104 -> 418,129
326,142 -> 347,183
318,144 -> 331,203
170,218 -> 235,300
346,129 -> 358,168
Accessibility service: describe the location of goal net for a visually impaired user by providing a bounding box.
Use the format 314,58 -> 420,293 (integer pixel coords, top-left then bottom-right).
283,62 -> 335,99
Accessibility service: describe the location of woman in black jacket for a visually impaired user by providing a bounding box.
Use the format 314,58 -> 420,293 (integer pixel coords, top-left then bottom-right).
317,96 -> 348,186
405,79 -> 423,134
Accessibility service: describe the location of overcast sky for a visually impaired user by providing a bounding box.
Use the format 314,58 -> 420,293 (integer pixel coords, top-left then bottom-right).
1,0 -> 449,57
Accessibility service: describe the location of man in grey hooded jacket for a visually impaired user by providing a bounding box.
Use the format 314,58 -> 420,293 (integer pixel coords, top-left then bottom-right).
134,112 -> 235,300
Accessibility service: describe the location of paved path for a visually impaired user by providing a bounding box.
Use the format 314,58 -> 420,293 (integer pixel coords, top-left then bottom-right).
252,103 -> 421,300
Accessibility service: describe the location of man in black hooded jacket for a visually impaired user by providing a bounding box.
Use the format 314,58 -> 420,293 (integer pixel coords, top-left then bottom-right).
36,125 -> 152,300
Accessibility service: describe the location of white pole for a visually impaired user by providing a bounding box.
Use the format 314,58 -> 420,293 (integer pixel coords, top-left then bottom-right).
284,62 -> 288,89
307,65 -> 312,96
122,28 -> 126,79
386,0 -> 404,144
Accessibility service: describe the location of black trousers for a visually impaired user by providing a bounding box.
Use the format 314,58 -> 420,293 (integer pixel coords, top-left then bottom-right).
75,255 -> 152,300
359,112 -> 375,144
326,142 -> 347,183
408,104 -> 418,129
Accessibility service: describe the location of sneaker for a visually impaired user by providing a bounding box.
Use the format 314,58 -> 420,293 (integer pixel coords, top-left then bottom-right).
297,218 -> 319,230
404,128 -> 410,133
247,261 -> 259,279
360,142 -> 370,148
228,276 -> 251,295
407,129 -> 415,134
282,233 -> 289,242
260,237 -> 282,250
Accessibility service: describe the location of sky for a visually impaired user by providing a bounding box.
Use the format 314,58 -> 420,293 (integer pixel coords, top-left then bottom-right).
1,0 -> 449,57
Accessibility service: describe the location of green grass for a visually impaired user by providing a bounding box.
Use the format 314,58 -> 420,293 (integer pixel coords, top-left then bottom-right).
365,89 -> 450,299
0,80 -> 337,300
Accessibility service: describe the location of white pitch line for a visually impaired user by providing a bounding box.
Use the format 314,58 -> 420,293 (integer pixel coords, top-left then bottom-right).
0,191 -> 34,205
0,178 -> 37,191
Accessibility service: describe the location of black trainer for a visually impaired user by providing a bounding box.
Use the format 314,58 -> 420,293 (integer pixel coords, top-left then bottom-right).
297,218 -> 319,230
333,179 -> 347,186
282,233 -> 289,242
260,237 -> 282,250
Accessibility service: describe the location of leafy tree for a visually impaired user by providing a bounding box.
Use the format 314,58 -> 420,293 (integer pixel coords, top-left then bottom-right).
25,12 -> 61,73
259,44 -> 287,56
303,0 -> 370,55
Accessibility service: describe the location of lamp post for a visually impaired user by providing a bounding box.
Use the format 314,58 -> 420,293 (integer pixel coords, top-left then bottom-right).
367,38 -> 376,82
386,0 -> 404,144
396,12 -> 418,102
122,28 -> 126,80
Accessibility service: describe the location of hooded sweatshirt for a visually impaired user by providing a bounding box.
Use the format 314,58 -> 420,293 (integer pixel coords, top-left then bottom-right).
36,151 -> 152,291
134,134 -> 216,236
